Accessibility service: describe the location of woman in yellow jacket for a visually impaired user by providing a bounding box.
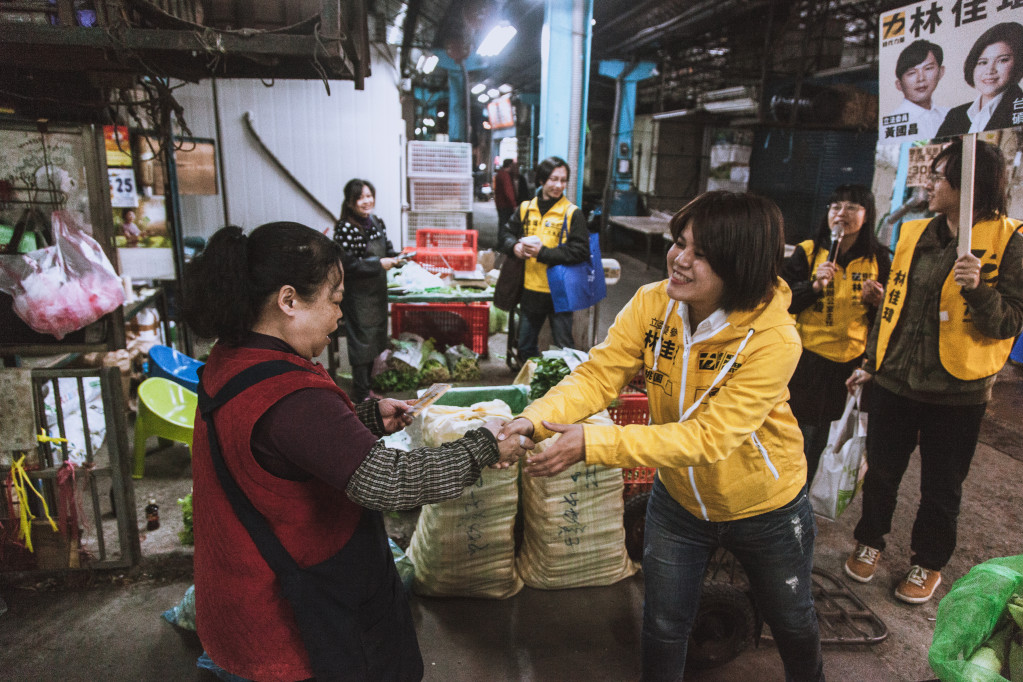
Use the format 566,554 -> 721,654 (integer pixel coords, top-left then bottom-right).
500,191 -> 823,681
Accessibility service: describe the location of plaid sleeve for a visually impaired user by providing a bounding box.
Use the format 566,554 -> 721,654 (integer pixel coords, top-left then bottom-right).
345,428 -> 500,511
355,399 -> 385,437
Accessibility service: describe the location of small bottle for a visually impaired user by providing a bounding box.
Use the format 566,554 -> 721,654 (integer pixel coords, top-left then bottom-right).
145,498 -> 160,531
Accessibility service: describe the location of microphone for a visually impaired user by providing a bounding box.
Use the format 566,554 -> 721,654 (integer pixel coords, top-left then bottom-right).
827,226 -> 844,263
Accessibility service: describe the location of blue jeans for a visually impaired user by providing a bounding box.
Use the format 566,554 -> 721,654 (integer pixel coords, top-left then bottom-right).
641,477 -> 823,682
517,289 -> 576,360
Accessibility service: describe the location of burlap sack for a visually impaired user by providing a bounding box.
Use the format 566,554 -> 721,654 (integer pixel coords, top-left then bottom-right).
405,399 -> 523,599
516,411 -> 638,589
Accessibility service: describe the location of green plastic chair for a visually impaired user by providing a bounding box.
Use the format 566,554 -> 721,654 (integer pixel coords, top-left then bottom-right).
133,377 -> 198,479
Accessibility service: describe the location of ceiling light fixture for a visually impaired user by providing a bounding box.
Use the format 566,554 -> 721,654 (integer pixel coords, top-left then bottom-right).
477,22 -> 517,57
498,84 -> 512,94
478,94 -> 490,103
437,111 -> 446,118
487,88 -> 500,99
471,83 -> 487,95
421,54 -> 438,74
423,118 -> 435,127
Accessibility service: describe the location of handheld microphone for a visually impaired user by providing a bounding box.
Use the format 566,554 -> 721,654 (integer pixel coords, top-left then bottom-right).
827,227 -> 844,263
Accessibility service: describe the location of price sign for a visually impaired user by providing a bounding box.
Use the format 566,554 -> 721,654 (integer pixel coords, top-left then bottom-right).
109,167 -> 139,208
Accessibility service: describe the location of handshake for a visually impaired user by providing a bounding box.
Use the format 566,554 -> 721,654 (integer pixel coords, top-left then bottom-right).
480,417 -> 586,477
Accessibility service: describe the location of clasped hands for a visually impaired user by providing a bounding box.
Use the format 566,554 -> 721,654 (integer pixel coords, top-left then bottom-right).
378,400 -> 582,475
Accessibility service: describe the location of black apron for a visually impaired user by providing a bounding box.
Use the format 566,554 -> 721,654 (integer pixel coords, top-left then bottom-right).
197,361 -> 423,682
340,217 -> 391,366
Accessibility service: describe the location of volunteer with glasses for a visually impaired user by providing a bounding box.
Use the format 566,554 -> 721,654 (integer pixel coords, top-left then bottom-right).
782,185 -> 890,484
844,139 -> 1023,605
497,156 -> 589,362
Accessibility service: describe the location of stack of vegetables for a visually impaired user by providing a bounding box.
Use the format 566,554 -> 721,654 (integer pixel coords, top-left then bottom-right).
371,333 -> 481,392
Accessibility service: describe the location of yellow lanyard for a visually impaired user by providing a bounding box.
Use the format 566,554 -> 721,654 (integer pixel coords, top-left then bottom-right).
10,453 -> 58,552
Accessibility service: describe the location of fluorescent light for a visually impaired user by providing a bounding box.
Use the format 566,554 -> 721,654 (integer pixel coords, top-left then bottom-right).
423,118 -> 435,127
477,23 -> 517,57
422,54 -> 438,74
499,84 -> 512,94
703,97 -> 758,113
652,108 -> 693,120
487,88 -> 500,98
478,94 -> 490,103
415,127 -> 422,135
471,83 -> 487,95
437,110 -> 445,118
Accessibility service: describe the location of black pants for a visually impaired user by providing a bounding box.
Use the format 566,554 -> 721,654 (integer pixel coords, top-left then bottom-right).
853,384 -> 986,571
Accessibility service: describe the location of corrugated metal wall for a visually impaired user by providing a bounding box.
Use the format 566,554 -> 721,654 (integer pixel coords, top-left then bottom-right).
176,47 -> 405,246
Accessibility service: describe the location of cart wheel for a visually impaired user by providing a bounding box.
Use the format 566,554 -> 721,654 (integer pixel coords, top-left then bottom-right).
686,581 -> 757,670
623,490 -> 650,562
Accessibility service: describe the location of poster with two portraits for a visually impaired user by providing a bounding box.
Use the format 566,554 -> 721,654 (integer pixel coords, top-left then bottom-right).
879,3 -> 1022,145
878,2 -> 1022,253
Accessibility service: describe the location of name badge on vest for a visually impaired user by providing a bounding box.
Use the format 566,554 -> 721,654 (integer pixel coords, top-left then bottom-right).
939,310 -> 949,322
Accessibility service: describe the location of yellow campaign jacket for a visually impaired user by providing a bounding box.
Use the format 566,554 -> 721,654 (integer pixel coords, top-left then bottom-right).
521,196 -> 577,293
876,216 -> 1023,381
520,278 -> 806,522
794,239 -> 880,362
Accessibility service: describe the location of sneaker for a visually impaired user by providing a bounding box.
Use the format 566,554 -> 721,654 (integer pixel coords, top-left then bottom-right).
895,565 -> 941,604
844,543 -> 882,583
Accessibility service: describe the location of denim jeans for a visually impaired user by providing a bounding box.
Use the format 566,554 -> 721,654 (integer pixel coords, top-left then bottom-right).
641,477 -> 823,682
853,383 -> 986,570
517,289 -> 576,360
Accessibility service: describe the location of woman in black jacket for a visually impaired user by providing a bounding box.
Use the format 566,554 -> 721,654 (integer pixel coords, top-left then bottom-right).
935,22 -> 1023,138
333,178 -> 400,402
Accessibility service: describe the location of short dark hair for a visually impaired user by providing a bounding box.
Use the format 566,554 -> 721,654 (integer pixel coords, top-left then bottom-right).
340,178 -> 376,222
668,191 -> 784,311
932,139 -> 1008,221
896,40 -> 943,79
964,22 -> 1023,87
535,156 -> 570,185
814,184 -> 884,258
181,222 -> 343,345
501,158 -> 514,169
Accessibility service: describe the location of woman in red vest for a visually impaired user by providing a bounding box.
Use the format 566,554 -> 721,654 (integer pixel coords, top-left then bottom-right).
181,222 -> 530,681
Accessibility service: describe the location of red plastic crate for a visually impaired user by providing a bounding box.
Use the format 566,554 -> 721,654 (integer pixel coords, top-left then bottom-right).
390,302 -> 490,356
415,228 -> 477,251
607,393 -> 656,486
404,247 -> 476,272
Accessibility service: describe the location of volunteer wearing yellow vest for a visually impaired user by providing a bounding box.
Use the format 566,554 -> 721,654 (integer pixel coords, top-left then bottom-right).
782,185 -> 890,483
499,192 -> 824,682
497,156 -> 589,362
845,139 -> 1023,605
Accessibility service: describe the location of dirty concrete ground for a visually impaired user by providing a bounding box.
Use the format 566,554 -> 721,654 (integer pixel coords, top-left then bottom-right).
2,201 -> 1022,681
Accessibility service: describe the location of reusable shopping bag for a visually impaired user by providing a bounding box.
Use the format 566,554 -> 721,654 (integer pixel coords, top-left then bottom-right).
928,554 -> 1023,681
548,227 -> 607,313
808,387 -> 867,521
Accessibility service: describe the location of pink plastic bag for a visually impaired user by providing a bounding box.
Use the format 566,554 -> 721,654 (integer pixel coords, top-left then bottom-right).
0,211 -> 125,339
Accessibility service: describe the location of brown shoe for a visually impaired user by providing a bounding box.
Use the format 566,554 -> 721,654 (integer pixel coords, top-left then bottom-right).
895,565 -> 941,604
844,543 -> 881,583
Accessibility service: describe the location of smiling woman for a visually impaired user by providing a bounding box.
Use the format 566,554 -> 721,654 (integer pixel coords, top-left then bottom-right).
936,21 -> 1023,138
178,221 -> 532,681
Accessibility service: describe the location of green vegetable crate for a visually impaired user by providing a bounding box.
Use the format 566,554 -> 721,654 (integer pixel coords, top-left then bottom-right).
432,385 -> 529,415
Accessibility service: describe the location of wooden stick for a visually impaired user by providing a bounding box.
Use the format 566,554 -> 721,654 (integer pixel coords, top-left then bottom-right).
958,133 -> 976,258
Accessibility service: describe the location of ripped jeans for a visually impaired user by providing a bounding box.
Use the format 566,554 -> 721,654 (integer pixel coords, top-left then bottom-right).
641,477 -> 823,682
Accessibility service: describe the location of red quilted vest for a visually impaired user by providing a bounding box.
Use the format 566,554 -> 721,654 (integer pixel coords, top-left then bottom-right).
193,344 -> 364,681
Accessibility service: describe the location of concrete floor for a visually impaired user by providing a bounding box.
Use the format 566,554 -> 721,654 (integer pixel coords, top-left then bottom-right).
2,201 -> 1021,681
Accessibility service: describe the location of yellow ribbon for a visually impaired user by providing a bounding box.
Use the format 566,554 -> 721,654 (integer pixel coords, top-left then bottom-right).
10,455 -> 58,553
37,428 -> 68,445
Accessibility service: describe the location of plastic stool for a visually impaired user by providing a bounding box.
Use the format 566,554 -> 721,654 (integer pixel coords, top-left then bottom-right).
147,344 -> 203,393
134,377 -> 197,479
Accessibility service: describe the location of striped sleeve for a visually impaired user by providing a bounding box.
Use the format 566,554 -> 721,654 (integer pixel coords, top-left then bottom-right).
345,428 -> 500,511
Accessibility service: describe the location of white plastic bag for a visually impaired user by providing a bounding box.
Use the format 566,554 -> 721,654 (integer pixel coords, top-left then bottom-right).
0,211 -> 125,339
809,387 -> 868,521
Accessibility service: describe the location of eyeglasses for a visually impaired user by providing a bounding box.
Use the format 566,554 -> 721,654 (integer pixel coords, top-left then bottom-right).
926,172 -> 947,184
827,202 -> 865,213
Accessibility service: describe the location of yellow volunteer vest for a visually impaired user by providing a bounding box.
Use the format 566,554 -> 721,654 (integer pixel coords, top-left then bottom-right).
521,196 -> 577,294
794,239 -> 880,362
876,216 -> 1022,381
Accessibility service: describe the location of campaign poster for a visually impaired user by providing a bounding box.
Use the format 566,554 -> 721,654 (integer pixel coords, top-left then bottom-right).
878,2 -> 1023,145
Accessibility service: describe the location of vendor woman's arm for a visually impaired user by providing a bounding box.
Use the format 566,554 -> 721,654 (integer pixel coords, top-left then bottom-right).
252,388 -> 501,511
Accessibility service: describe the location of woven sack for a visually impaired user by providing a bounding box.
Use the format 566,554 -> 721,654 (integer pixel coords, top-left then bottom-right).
405,399 -> 523,599
516,411 -> 638,589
